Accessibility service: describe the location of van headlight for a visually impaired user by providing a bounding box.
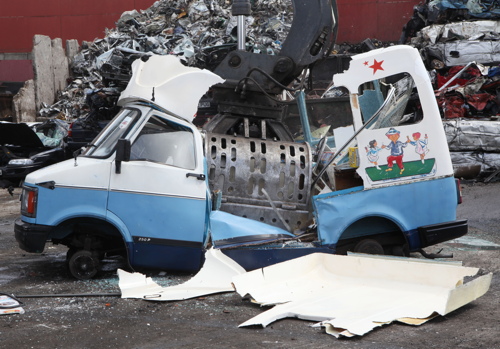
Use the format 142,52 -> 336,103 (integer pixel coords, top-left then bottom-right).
9,159 -> 34,166
21,186 -> 38,218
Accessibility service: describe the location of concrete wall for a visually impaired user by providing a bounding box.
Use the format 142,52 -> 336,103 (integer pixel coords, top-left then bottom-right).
12,80 -> 36,123
32,35 -> 56,111
8,35 -> 76,121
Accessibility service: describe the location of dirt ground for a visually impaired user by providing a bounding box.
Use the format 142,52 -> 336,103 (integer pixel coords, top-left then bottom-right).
0,182 -> 499,349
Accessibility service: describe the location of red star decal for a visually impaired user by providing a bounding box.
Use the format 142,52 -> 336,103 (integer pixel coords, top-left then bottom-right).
363,61 -> 369,66
369,59 -> 384,74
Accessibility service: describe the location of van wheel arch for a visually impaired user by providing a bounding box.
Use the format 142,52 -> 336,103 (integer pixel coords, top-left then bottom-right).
53,217 -> 131,278
336,216 -> 408,256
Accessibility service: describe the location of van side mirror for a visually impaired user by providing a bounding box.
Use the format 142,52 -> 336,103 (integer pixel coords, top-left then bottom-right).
115,138 -> 131,174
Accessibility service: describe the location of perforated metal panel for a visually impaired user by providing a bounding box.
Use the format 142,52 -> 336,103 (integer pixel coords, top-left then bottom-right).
206,133 -> 313,232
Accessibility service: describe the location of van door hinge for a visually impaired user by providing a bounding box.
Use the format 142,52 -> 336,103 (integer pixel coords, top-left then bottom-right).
36,181 -> 56,190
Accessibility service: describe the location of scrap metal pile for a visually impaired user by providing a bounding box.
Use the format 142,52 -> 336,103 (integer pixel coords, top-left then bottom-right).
37,0 -> 500,180
40,0 -> 294,119
401,0 -> 500,180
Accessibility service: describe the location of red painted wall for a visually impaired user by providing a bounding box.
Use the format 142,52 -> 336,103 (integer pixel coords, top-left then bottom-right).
0,0 -> 157,53
0,60 -> 33,82
0,0 -> 420,82
336,0 -> 419,42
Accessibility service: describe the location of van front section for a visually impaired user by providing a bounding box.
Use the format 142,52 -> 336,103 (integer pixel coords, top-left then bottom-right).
15,156 -> 113,254
15,104 -> 210,279
14,107 -> 141,280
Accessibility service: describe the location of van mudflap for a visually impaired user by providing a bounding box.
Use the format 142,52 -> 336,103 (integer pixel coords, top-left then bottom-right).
418,219 -> 468,248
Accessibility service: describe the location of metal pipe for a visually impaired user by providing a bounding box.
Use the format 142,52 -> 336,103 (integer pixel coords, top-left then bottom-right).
262,188 -> 292,233
437,61 -> 474,92
296,90 -> 313,145
15,292 -> 122,298
232,0 -> 250,51
237,16 -> 246,51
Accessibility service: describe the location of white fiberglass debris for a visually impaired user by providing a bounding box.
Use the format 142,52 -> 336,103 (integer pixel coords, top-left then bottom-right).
232,253 -> 492,338
117,54 -> 224,122
118,248 -> 245,301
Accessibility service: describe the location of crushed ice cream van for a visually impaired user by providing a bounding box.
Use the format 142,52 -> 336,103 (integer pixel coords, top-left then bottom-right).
15,46 -> 466,279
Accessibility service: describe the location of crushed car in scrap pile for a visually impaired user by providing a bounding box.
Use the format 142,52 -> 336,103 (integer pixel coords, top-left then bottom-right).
0,119 -> 68,193
399,1 -> 500,180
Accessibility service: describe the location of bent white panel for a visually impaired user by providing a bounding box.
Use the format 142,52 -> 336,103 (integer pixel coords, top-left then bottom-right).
118,248 -> 245,300
233,253 -> 491,337
118,54 -> 224,122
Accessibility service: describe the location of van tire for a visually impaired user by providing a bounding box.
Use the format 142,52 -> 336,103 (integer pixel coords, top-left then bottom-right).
68,250 -> 100,280
353,239 -> 384,255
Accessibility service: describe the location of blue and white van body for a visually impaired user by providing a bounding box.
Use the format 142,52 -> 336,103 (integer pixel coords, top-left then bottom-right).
15,47 -> 467,277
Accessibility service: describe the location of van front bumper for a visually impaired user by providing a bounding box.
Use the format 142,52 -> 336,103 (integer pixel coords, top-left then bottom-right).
418,219 -> 468,248
14,218 -> 52,253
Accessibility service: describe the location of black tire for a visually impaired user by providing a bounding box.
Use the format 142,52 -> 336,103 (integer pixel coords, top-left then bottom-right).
353,239 -> 384,255
391,244 -> 409,257
68,250 -> 100,280
66,247 -> 78,262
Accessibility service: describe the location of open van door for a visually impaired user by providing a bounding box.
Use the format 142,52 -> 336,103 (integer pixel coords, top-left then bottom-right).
107,54 -> 224,271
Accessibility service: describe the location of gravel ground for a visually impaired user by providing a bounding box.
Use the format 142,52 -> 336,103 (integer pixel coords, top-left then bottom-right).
0,182 -> 498,349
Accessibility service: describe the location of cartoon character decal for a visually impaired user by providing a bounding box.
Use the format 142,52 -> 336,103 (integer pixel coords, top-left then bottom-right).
408,132 -> 429,164
364,127 -> 435,181
365,140 -> 382,170
382,128 -> 408,175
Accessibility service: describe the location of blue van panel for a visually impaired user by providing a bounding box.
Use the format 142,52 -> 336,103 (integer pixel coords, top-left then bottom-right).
313,177 -> 458,248
210,210 -> 295,248
221,245 -> 335,271
34,185 -> 109,226
127,241 -> 204,272
107,191 -> 207,244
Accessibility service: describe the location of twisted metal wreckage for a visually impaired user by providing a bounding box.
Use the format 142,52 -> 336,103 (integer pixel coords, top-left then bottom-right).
15,44 -> 491,338
402,0 -> 500,179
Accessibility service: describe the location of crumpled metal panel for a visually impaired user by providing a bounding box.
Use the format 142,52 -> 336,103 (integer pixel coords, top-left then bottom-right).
444,119 -> 500,152
419,20 -> 500,44
206,133 -> 312,232
425,41 -> 500,67
451,151 -> 500,175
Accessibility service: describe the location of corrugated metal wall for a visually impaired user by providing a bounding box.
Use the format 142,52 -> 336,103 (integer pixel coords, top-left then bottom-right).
0,0 -> 420,81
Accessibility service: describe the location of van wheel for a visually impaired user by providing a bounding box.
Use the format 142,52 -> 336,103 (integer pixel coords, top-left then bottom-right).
353,239 -> 384,255
68,250 -> 100,280
66,247 -> 78,261
391,244 -> 409,257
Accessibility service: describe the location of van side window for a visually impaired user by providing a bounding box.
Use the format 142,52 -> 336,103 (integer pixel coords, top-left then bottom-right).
130,115 -> 196,170
359,73 -> 423,129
